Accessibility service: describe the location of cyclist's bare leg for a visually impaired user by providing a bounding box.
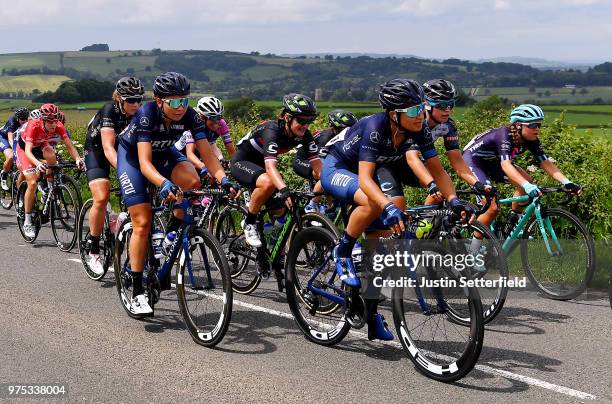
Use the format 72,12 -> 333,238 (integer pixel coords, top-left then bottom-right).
169,161 -> 200,220
88,179 -> 110,237
248,173 -> 276,215
3,149 -> 13,172
127,203 -> 152,273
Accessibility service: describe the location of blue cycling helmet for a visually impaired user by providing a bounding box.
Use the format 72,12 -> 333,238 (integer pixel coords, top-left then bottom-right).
510,104 -> 544,123
378,79 -> 424,110
153,72 -> 190,97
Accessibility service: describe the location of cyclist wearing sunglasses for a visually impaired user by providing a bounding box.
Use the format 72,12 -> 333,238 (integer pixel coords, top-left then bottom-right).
82,77 -> 145,275
17,103 -> 84,238
463,103 -> 582,228
320,79 -> 471,341
423,79 -> 494,204
0,107 -> 29,191
117,72 -> 237,315
230,93 -> 321,247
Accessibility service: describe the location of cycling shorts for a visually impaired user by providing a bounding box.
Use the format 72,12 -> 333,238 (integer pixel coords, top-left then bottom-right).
117,142 -> 187,208
85,150 -> 111,183
463,154 -> 509,185
230,148 -> 266,189
16,143 -> 49,173
0,136 -> 11,153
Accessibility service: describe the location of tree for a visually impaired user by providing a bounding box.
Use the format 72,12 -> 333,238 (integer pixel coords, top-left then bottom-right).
80,43 -> 109,51
106,58 -> 111,64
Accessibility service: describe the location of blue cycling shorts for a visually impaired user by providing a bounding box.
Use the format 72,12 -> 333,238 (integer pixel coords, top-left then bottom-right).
0,136 -> 11,153
117,143 -> 187,208
321,154 -> 361,203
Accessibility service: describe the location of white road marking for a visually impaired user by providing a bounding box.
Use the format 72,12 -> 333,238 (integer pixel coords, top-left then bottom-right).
67,258 -> 82,263
171,282 -> 596,400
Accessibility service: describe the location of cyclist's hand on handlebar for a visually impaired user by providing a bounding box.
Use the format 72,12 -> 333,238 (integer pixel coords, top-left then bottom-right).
36,162 -> 47,174
473,181 -> 496,197
427,181 -> 444,203
160,179 -> 179,202
76,158 -> 86,171
278,187 -> 293,209
522,182 -> 542,198
450,198 -> 474,222
563,181 -> 582,196
381,202 -> 405,235
220,176 -> 240,198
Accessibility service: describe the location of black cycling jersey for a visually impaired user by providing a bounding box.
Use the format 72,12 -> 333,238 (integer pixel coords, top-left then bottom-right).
235,119 -> 319,164
84,101 -> 130,152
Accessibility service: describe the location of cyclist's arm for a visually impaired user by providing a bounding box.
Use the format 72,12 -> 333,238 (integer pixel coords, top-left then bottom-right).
501,159 -> 532,185
427,156 -> 458,201
358,160 -> 390,209
185,143 -> 205,171
539,159 -> 568,183
194,138 -> 225,182
136,142 -> 166,187
62,136 -> 81,162
7,131 -> 14,145
224,142 -> 236,158
447,150 -> 479,186
210,142 -> 224,160
406,150 -> 433,187
101,128 -> 118,168
310,159 -> 322,180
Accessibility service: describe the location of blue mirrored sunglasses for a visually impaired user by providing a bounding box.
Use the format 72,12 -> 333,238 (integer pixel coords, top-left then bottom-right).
162,97 -> 189,109
395,103 -> 425,118
428,100 -> 455,110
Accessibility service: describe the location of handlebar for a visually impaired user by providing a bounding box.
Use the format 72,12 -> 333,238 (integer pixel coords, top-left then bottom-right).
456,189 -> 494,215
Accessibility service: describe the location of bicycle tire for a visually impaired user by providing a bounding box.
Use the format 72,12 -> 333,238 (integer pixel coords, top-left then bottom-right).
521,207 -> 595,300
16,181 -> 41,243
176,227 -> 233,347
51,183 -> 79,252
77,199 -> 110,281
59,173 -> 83,210
0,171 -> 14,209
285,226 -> 351,346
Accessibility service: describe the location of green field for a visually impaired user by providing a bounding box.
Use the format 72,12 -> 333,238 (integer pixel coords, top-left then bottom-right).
0,75 -> 71,93
467,86 -> 612,104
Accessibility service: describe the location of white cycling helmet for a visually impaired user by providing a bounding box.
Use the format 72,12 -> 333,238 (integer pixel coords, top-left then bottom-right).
29,109 -> 42,120
196,96 -> 224,120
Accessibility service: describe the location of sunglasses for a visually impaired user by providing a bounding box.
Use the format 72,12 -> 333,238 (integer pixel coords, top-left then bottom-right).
523,122 -> 542,129
162,97 -> 189,109
429,100 -> 455,111
294,116 -> 315,125
206,114 -> 223,122
123,96 -> 143,104
395,103 -> 425,118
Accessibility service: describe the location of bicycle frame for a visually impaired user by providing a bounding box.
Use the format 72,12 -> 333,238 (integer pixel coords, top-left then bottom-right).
497,194 -> 564,257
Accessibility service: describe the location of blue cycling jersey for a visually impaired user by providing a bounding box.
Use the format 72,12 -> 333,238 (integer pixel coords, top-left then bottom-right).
327,112 -> 437,171
462,126 -> 549,164
118,102 -> 206,164
0,116 -> 21,139
428,118 -> 460,152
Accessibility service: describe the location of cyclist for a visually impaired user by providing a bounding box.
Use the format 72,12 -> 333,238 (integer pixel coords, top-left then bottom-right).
173,96 -> 235,179
83,77 -> 145,276
230,93 -> 321,247
0,107 -> 29,191
117,72 -> 237,315
321,78 -> 472,341
293,109 -> 358,213
17,104 -> 84,238
462,103 -> 582,228
423,79 -> 494,203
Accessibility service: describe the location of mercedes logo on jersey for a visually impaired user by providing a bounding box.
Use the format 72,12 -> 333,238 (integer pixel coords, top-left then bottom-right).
140,116 -> 150,126
370,131 -> 380,143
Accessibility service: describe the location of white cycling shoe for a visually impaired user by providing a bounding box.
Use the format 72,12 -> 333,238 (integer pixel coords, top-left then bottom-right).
23,223 -> 36,238
131,294 -> 153,315
86,253 -> 105,276
241,219 -> 262,247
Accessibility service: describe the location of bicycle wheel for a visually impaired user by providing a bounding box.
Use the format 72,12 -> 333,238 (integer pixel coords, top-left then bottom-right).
521,207 -> 595,300
0,171 -> 14,209
392,242 -> 484,382
113,217 -> 146,319
176,228 -> 233,347
59,174 -> 83,210
442,220 -> 508,325
16,181 -> 41,243
78,199 -> 111,280
51,183 -> 79,252
286,227 -> 351,346
215,205 -> 261,294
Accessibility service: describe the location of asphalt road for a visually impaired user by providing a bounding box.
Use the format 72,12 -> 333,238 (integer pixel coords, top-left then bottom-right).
0,210 -> 610,403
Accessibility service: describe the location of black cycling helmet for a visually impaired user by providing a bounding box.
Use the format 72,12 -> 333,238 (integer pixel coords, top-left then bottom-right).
282,93 -> 317,117
378,79 -> 424,110
116,76 -> 145,98
153,72 -> 190,98
328,109 -> 357,129
14,107 -> 29,120
423,79 -> 458,102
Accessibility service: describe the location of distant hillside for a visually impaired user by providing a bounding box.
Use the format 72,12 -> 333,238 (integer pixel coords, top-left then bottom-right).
1,49 -> 611,102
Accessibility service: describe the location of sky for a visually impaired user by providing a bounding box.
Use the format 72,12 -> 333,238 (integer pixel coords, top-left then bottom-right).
0,0 -> 609,62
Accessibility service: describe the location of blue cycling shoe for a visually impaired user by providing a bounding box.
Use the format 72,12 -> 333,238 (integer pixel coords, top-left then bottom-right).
333,245 -> 360,288
368,313 -> 394,341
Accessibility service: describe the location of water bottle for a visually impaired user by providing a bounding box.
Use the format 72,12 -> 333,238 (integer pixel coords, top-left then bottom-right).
162,231 -> 177,255
243,190 -> 251,209
152,230 -> 165,259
